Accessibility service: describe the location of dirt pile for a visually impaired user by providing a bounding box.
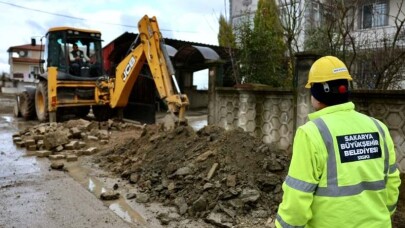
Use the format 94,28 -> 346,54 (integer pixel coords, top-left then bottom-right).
95,124 -> 290,227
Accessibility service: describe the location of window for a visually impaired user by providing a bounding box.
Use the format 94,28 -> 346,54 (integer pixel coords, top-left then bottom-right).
361,1 -> 388,29
29,66 -> 39,78
312,2 -> 321,27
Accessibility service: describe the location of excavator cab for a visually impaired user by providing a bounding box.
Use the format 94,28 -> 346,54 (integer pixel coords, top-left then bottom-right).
42,27 -> 104,78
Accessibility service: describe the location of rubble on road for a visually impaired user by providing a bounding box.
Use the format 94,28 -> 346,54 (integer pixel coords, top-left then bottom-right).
11,118 -> 142,162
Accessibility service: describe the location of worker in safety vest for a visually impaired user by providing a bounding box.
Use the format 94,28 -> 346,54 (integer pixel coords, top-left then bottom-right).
276,56 -> 401,227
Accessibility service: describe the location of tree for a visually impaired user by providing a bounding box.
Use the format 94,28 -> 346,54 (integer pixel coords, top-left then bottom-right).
218,14 -> 241,84
235,0 -> 289,87
218,14 -> 236,48
277,0 -> 305,78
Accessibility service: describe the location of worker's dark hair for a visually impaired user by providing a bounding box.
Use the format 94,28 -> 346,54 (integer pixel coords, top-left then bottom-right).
310,79 -> 350,106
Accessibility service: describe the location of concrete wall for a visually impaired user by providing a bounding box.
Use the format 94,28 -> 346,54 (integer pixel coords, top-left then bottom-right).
209,55 -> 405,172
184,88 -> 208,109
212,88 -> 294,151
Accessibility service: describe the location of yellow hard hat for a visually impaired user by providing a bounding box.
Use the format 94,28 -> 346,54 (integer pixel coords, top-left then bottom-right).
305,56 -> 353,88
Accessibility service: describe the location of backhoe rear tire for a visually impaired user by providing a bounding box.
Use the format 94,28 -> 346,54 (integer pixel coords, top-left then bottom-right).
76,106 -> 90,118
92,105 -> 115,122
19,90 -> 36,120
35,81 -> 49,122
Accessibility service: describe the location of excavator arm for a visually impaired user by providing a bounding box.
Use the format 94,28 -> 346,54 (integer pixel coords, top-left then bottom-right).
109,15 -> 189,123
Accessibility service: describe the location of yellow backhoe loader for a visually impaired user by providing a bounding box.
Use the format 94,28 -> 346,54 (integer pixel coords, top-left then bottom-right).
16,15 -> 189,124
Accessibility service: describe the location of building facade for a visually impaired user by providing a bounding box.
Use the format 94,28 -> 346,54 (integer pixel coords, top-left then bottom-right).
7,44 -> 43,83
229,0 -> 405,89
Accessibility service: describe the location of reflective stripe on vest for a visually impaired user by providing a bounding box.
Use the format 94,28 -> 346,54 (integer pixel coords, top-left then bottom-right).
312,117 -> 389,197
276,214 -> 305,228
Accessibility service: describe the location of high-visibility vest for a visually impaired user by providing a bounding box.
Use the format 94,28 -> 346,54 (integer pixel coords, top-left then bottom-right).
276,102 -> 401,228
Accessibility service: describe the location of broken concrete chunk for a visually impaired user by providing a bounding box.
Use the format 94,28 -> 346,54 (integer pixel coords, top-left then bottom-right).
100,190 -> 120,200
192,195 -> 207,212
36,150 -> 51,158
167,182 -> 176,191
78,141 -> 86,148
85,122 -> 99,131
83,147 -> 98,155
174,166 -> 193,176
174,196 -> 188,215
49,154 -> 66,160
37,126 -> 46,134
70,127 -> 81,138
135,193 -> 149,203
37,140 -> 44,149
87,135 -> 98,141
226,174 -> 237,187
43,131 -> 70,150
27,145 -> 37,151
206,163 -> 219,180
33,135 -> 44,141
15,141 -> 25,147
50,161 -> 64,170
98,130 -> 109,139
203,183 -> 214,190
205,212 -> 233,228
55,145 -> 64,152
13,137 -> 22,143
80,133 -> 87,139
126,192 -> 136,200
24,139 -> 36,146
66,155 -> 78,162
195,150 -> 216,162
157,212 -> 180,225
65,141 -> 79,150
239,188 -> 261,203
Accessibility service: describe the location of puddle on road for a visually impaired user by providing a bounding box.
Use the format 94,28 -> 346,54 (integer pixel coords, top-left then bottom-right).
187,115 -> 207,131
88,177 -> 106,194
0,127 -> 40,177
109,201 -> 146,224
2,116 -> 12,123
66,162 -> 147,226
190,119 -> 207,131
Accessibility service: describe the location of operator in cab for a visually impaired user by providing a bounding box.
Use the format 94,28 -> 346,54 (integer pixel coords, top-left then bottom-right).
69,43 -> 89,76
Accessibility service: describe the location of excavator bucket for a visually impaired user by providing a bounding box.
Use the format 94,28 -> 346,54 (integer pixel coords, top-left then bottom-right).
160,112 -> 188,131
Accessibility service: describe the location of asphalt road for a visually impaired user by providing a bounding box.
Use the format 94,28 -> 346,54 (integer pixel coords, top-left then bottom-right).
0,113 -> 134,228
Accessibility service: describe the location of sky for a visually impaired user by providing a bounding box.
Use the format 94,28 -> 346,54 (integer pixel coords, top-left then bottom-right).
0,0 -> 228,77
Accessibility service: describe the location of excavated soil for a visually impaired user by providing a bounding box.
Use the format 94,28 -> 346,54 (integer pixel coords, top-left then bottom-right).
94,124 -> 289,227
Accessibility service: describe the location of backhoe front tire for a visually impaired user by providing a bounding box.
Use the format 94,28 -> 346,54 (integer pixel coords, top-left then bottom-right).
13,94 -> 21,117
19,90 -> 36,120
35,81 -> 49,122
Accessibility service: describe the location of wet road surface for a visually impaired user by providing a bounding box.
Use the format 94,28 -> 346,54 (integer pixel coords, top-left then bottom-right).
0,113 -> 134,228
